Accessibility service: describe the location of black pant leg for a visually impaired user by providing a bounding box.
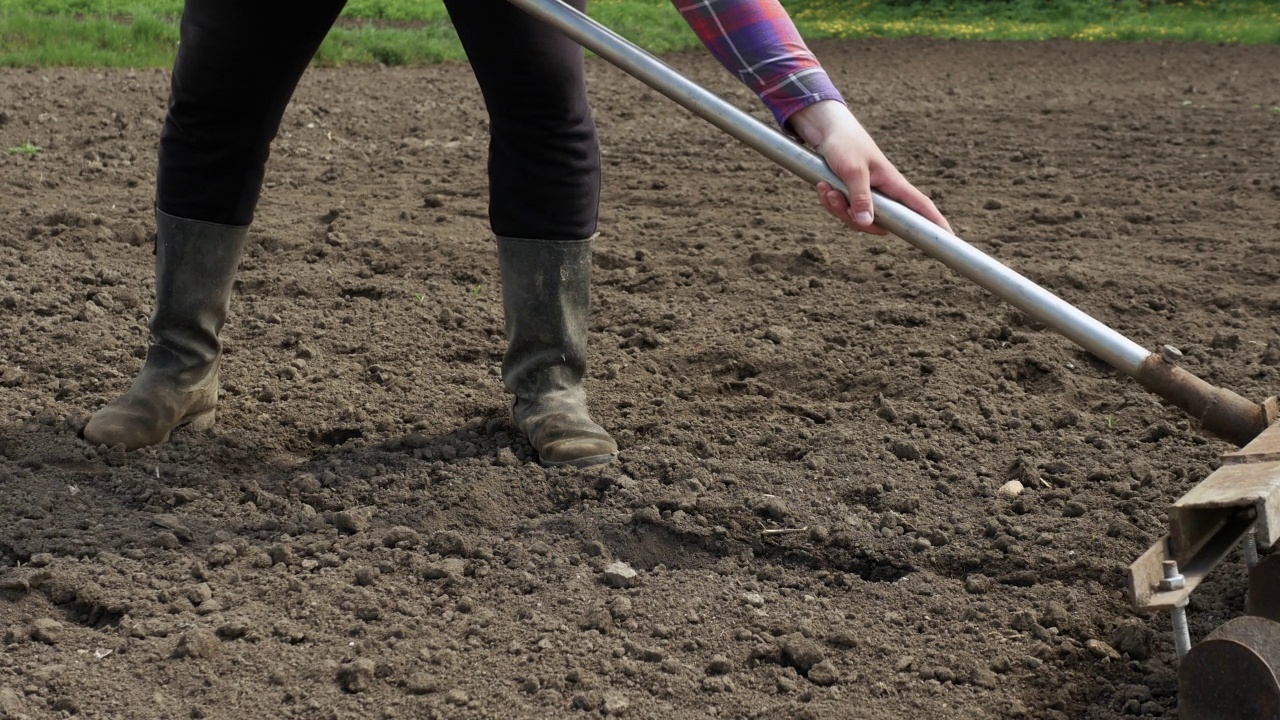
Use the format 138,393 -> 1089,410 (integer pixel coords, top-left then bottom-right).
443,0 -> 601,241
157,0 -> 347,225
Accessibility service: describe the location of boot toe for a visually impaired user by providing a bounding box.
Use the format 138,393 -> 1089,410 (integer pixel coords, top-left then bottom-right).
538,438 -> 618,468
84,406 -> 169,451
83,391 -> 215,451
527,419 -> 618,468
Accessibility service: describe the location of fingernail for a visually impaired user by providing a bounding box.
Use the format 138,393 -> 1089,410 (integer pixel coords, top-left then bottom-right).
855,211 -> 874,226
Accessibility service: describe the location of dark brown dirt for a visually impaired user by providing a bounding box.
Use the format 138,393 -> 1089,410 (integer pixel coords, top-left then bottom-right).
1,38 -> 1279,719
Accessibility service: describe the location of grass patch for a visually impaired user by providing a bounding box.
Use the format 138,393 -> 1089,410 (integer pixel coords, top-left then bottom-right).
0,0 -> 699,67
788,0 -> 1280,44
0,10 -> 177,67
315,21 -> 464,66
0,0 -> 1276,68
314,1 -> 695,65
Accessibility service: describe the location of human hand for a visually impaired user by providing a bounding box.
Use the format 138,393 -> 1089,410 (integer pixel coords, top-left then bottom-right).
788,100 -> 951,236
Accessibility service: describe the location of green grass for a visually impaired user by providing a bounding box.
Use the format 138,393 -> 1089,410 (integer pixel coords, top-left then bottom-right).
0,1 -> 700,67
0,11 -> 178,66
6,141 -> 43,154
789,0 -> 1280,45
0,0 -> 1276,68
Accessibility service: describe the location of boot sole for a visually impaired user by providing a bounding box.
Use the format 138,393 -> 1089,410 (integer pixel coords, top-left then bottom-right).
84,407 -> 217,450
540,452 -> 617,470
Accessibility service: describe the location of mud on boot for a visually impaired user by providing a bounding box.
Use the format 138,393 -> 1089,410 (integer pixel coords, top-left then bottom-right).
83,210 -> 248,450
497,235 -> 617,468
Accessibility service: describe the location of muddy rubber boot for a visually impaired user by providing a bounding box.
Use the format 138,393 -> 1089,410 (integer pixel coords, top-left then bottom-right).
83,210 -> 249,450
497,236 -> 618,468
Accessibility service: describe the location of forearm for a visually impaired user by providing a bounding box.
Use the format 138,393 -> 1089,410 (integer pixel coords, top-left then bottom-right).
671,0 -> 845,129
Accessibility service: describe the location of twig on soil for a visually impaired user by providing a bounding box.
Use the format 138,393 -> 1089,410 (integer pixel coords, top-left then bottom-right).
760,527 -> 809,537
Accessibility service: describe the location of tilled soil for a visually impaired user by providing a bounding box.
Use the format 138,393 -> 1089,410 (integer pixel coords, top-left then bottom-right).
1,38 -> 1279,720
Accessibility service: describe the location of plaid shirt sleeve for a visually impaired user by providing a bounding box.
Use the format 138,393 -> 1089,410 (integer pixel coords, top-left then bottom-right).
672,0 -> 845,129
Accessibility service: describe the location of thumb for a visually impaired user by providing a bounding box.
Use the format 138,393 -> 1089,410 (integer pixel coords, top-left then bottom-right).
845,170 -> 875,228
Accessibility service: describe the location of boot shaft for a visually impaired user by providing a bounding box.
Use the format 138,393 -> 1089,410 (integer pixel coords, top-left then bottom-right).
496,236 -> 592,398
150,209 -> 250,368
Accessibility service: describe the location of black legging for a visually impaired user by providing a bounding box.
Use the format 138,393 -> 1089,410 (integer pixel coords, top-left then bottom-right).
157,0 -> 601,241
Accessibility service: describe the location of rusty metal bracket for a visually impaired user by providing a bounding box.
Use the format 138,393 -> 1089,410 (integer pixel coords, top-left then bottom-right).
1131,420 -> 1280,613
1130,512 -> 1256,613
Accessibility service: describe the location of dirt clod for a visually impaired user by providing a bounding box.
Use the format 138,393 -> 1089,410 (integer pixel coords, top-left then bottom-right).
337,658 -> 376,693
807,660 -> 840,686
964,575 -> 993,594
1085,639 -> 1121,661
381,526 -> 421,549
607,596 -> 633,620
29,618 -> 63,644
889,441 -> 921,461
602,691 -> 631,715
0,687 -> 23,716
781,634 -> 826,674
404,671 -> 439,695
424,558 -> 466,580
354,567 -> 380,586
602,561 -> 639,589
1111,619 -> 1155,660
186,582 -> 213,605
172,629 -> 221,659
331,508 -> 372,535
707,654 -> 734,675
580,607 -> 614,633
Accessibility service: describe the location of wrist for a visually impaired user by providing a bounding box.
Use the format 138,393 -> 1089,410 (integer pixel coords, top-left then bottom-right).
788,100 -> 853,150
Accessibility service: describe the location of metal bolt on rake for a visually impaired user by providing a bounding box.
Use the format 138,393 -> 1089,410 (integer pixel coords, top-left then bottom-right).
1161,561 -> 1192,660
1160,560 -> 1186,591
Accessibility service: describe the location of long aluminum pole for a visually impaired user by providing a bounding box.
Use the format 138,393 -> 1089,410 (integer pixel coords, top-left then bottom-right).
504,0 -> 1151,376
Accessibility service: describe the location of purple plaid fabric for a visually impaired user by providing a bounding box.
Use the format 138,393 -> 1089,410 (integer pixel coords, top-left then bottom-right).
672,0 -> 845,128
